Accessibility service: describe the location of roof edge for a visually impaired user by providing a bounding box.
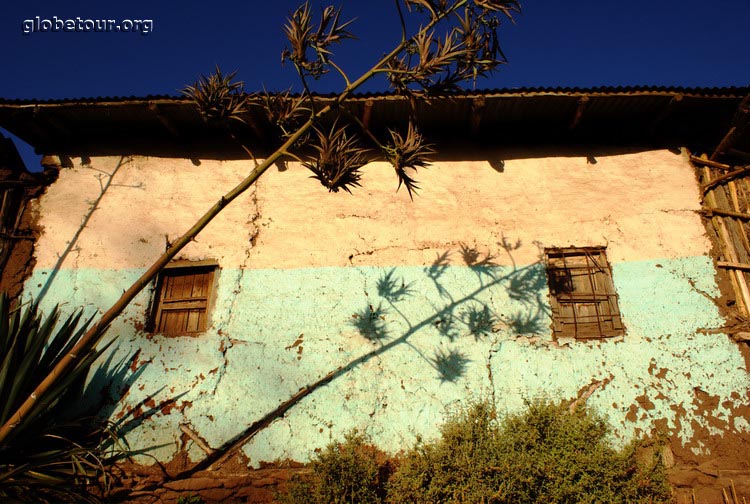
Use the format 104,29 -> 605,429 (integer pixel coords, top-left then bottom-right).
1,85 -> 747,106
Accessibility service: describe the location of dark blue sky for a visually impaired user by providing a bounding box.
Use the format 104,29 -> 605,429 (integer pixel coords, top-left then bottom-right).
2,0 -> 749,169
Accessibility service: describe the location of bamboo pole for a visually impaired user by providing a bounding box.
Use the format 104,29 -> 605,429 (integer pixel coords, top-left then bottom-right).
701,166 -> 750,195
730,181 -> 742,213
702,164 -> 750,315
0,0 -> 470,447
712,184 -> 750,275
728,181 -> 750,252
743,178 -> 750,211
716,218 -> 748,314
690,155 -> 732,171
717,261 -> 750,272
703,208 -> 750,220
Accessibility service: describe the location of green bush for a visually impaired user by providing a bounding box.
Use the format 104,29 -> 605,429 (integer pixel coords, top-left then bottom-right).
281,399 -> 671,504
283,430 -> 391,504
177,494 -> 205,504
388,399 -> 671,504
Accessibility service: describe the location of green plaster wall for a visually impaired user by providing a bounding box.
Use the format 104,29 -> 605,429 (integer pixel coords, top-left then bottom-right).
23,254 -> 749,465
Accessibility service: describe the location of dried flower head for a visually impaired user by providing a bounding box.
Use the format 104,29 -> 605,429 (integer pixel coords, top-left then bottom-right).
261,88 -> 310,139
182,66 -> 249,124
384,123 -> 435,199
388,0 -> 520,93
305,123 -> 369,193
404,0 -> 452,21
281,2 -> 355,79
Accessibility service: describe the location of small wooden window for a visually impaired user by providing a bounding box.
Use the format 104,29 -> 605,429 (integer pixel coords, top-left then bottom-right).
150,264 -> 216,336
545,247 -> 624,339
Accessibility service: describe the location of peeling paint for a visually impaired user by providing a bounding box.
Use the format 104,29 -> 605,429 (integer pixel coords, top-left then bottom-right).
19,150 -> 750,468
23,256 -> 750,465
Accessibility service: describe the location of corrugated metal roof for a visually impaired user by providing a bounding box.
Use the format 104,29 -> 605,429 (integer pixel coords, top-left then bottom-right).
0,85 -> 747,105
0,86 -> 747,158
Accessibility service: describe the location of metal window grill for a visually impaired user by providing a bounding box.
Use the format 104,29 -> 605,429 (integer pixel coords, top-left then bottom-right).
545,247 -> 624,339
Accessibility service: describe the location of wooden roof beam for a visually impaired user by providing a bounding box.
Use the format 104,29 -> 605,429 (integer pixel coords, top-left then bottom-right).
649,94 -> 683,135
712,95 -> 750,161
362,99 -> 374,131
15,108 -> 56,151
148,102 -> 181,140
689,155 -> 732,171
471,97 -> 485,135
568,96 -> 590,130
701,165 -> 750,194
728,149 -> 750,162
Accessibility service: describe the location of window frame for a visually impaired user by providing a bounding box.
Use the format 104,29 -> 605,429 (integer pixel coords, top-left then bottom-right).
544,247 -> 624,340
148,260 -> 218,336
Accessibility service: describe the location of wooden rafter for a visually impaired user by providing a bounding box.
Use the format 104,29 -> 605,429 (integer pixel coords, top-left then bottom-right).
649,94 -> 682,135
701,166 -> 750,195
702,208 -> 750,220
471,97 -> 485,135
362,99 -> 374,131
728,149 -> 750,162
717,261 -> 750,272
689,155 -> 732,171
568,95 -> 589,130
711,95 -> 750,161
148,102 -> 181,140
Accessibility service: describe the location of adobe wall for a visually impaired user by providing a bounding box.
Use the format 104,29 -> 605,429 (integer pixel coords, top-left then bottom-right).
21,148 -> 750,470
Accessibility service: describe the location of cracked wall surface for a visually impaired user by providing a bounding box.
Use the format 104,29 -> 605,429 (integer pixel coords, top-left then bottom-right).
21,148 -> 750,466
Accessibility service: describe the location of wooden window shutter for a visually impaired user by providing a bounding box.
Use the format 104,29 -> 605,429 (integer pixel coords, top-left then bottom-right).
150,264 -> 216,336
545,247 -> 624,340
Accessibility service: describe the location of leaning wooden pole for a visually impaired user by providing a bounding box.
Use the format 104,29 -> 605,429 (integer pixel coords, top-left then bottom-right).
0,123 -> 300,445
0,3 -> 458,446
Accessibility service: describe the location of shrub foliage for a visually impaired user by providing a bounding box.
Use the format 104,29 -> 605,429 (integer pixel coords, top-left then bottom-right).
285,399 -> 671,504
389,400 -> 671,503
284,430 -> 392,504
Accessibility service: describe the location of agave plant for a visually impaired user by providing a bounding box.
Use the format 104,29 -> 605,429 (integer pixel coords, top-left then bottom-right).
0,294 -> 121,503
0,0 -> 523,468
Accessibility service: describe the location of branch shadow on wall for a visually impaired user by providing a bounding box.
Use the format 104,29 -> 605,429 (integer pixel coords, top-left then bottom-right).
172,239 -> 551,478
35,156 -> 145,305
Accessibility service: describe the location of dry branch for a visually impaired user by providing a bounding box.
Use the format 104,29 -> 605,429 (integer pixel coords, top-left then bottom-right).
701,166 -> 750,195
690,155 -> 732,171
702,208 -> 750,221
